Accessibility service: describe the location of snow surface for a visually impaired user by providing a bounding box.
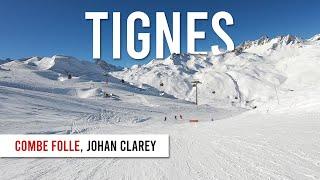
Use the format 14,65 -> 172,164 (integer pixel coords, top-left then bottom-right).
0,35 -> 320,179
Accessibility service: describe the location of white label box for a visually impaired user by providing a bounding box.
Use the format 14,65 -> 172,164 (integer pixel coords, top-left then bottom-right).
0,134 -> 169,157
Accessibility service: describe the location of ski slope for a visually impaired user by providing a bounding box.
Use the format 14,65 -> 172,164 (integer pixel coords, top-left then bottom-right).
0,35 -> 320,179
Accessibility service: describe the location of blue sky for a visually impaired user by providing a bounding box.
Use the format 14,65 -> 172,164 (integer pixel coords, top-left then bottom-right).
0,0 -> 319,67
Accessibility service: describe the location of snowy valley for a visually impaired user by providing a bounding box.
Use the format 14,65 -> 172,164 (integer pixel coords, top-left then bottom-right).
0,34 -> 320,179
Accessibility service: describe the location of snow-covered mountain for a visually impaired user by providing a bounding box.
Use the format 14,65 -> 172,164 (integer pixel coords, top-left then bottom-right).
309,34 -> 320,41
23,55 -> 117,75
1,34 -> 320,108
94,59 -> 122,72
0,58 -> 14,65
1,55 -> 122,81
3,55 -> 120,74
237,35 -> 303,53
112,34 -> 320,107
0,55 -> 173,99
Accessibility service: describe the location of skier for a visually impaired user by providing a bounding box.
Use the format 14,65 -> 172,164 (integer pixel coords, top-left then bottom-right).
174,115 -> 177,120
164,117 -> 167,121
179,114 -> 183,119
